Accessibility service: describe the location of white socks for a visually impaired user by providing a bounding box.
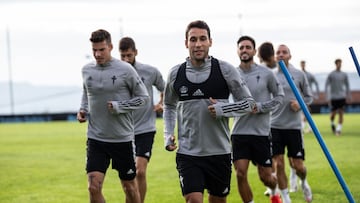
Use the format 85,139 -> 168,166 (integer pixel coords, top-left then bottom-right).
336,124 -> 342,132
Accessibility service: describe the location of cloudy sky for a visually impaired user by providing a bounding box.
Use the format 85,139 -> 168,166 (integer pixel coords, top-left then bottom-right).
0,0 -> 359,87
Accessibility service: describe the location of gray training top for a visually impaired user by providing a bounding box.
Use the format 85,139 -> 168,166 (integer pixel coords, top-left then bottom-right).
325,70 -> 351,100
80,57 -> 149,143
303,71 -> 320,98
164,56 -> 255,156
271,64 -> 313,130
231,63 -> 284,136
132,61 -> 165,135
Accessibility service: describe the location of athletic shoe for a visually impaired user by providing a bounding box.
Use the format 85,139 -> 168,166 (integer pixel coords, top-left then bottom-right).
305,127 -> 312,133
264,187 -> 271,196
270,194 -> 282,203
335,130 -> 341,136
281,193 -> 292,203
289,168 -> 298,192
331,123 -> 336,133
301,180 -> 313,202
264,187 -> 281,196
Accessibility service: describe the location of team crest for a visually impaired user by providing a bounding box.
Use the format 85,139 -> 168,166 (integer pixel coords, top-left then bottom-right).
179,86 -> 188,96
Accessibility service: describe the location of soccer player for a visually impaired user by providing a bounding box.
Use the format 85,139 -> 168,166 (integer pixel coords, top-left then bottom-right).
119,37 -> 165,203
258,41 -> 277,70
77,29 -> 149,203
231,36 -> 284,203
163,20 -> 255,203
289,60 -> 320,193
271,44 -> 313,203
300,60 -> 320,133
325,58 -> 351,136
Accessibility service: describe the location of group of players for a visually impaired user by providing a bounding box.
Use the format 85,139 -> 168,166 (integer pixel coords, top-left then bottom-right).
77,20 -> 351,203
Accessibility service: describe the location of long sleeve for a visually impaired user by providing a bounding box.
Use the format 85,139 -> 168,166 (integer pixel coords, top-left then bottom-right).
110,68 -> 149,114
212,63 -> 256,118
307,72 -> 320,99
271,65 -> 312,129
325,74 -> 330,101
163,66 -> 178,147
163,57 -> 249,156
345,74 -> 351,100
312,75 -> 320,99
301,71 -> 313,105
81,58 -> 150,142
225,64 -> 284,136
79,83 -> 89,112
257,77 -> 284,113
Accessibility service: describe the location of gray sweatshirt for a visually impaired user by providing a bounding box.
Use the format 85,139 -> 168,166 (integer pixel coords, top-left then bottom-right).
325,70 -> 351,100
231,64 -> 284,136
163,57 -> 255,156
132,61 -> 165,135
80,57 -> 149,143
271,64 -> 313,130
303,71 -> 320,98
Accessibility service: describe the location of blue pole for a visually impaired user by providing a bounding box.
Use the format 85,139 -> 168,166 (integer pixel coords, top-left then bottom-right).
278,60 -> 355,203
349,46 -> 360,77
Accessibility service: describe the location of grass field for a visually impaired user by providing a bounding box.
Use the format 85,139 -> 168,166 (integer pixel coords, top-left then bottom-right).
0,114 -> 359,203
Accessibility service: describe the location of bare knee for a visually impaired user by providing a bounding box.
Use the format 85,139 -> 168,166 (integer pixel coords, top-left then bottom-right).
88,172 -> 104,196
235,167 -> 247,182
136,167 -> 146,180
136,157 -> 148,179
209,194 -> 227,203
259,167 -> 277,188
122,179 -> 139,198
293,161 -> 307,179
184,192 -> 203,203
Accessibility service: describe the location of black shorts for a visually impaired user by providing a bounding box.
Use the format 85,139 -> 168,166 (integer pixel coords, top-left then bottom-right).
135,131 -> 155,161
176,153 -> 231,197
231,134 -> 273,167
330,98 -> 346,111
271,128 -> 305,160
86,138 -> 136,180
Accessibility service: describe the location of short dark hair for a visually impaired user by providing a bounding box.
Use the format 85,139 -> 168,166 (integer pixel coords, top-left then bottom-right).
89,29 -> 112,44
119,37 -> 136,51
258,42 -> 274,62
237,35 -> 256,48
185,20 -> 211,40
335,58 -> 342,64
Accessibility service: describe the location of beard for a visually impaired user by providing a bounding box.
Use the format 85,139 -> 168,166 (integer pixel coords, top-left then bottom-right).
241,56 -> 253,63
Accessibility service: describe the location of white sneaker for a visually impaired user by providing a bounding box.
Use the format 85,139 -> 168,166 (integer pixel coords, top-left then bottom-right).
289,168 -> 298,192
264,187 -> 281,196
301,180 -> 313,202
264,187 -> 271,196
281,193 -> 292,203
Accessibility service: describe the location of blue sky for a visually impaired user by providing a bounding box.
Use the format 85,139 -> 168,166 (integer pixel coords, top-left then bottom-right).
0,0 -> 359,86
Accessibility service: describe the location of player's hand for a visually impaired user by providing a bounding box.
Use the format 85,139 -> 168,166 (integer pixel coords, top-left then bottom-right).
208,97 -> 218,118
290,100 -> 301,112
107,101 -> 116,114
107,101 -> 113,110
251,103 -> 258,114
77,110 -> 87,123
153,103 -> 163,113
165,135 -> 177,151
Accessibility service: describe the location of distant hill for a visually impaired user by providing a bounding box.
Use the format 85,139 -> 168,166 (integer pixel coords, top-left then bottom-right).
0,82 -> 82,115
0,72 -> 359,115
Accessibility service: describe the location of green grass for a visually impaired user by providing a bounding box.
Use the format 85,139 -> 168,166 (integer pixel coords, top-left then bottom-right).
0,114 -> 359,203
